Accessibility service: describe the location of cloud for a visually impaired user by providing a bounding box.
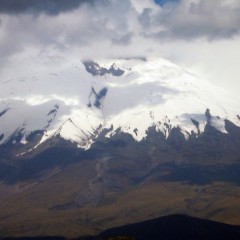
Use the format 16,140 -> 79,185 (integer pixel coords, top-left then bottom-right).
142,0 -> 240,40
0,0 -> 96,15
1,0 -> 240,42
0,0 -> 240,96
1,0 -> 240,59
0,0 -> 136,62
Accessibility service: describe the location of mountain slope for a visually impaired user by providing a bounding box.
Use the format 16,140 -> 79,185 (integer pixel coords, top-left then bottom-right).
1,58 -> 240,238
0,58 -> 239,154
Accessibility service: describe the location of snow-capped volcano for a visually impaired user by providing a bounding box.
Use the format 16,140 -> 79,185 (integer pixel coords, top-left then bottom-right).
0,57 -> 239,151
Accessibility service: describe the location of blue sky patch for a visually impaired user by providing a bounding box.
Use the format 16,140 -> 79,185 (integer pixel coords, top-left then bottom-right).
154,0 -> 179,6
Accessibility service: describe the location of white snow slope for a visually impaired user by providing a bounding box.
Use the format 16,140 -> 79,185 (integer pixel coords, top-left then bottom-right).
0,58 -> 239,150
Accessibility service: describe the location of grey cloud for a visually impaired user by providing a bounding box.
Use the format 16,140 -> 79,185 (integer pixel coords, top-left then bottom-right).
0,0 -> 136,64
1,0 -> 240,67
112,32 -> 133,45
140,0 -> 240,40
0,0 -> 95,15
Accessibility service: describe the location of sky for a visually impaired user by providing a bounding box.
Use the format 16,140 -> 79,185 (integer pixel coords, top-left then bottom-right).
0,0 -> 240,95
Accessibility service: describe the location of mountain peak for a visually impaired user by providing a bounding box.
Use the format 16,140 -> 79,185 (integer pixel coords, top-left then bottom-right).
0,57 -> 239,152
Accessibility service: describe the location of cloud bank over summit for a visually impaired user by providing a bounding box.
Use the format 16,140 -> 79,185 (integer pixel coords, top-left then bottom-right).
0,0 -> 240,94
1,0 -> 240,40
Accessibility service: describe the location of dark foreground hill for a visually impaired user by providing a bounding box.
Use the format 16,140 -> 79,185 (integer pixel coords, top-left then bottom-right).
2,214 -> 240,240
83,214 -> 240,240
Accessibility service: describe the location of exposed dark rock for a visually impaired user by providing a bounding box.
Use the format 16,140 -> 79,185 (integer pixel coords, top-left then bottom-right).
88,87 -> 108,109
6,127 -> 25,144
205,108 -> 212,123
167,127 -> 186,149
47,109 -> 57,116
133,128 -> 138,136
0,134 -> 4,141
26,130 -> 44,142
94,88 -> 108,108
191,118 -> 200,134
0,108 -> 10,118
83,61 -> 124,77
225,119 -> 240,137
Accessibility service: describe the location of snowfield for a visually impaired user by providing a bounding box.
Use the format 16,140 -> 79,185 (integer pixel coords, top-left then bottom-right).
0,57 -> 239,149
